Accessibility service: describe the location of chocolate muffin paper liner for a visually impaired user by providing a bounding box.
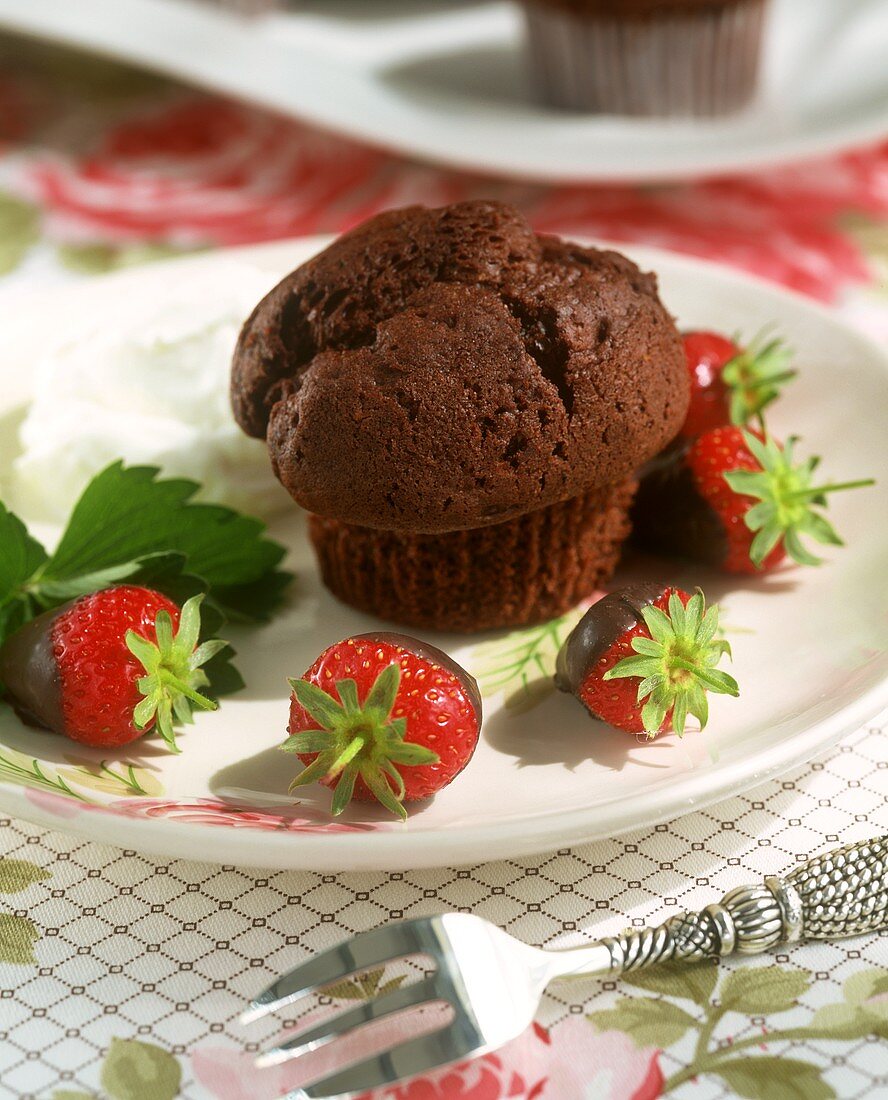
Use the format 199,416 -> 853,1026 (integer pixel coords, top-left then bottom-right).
308,478 -> 637,634
522,0 -> 767,117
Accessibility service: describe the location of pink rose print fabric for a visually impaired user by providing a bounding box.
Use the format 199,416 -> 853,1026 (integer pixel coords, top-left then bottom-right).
108,797 -> 374,833
193,1020 -> 661,1100
5,74 -> 888,304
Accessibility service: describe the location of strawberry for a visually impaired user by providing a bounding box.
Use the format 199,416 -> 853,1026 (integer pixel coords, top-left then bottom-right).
632,426 -> 873,573
0,586 -> 228,750
555,584 -> 738,737
284,633 -> 481,818
679,330 -> 795,440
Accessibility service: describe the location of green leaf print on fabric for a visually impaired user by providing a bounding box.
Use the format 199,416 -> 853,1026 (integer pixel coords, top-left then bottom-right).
0,911 -> 40,964
0,858 -> 50,894
0,192 -> 40,275
326,966 -> 407,1001
0,856 -> 48,963
588,996 -> 697,1047
589,962 -> 887,1096
811,969 -> 888,1040
622,959 -> 719,1007
101,1038 -> 181,1100
57,241 -> 194,275
714,1056 -> 834,1100
719,966 -> 811,1014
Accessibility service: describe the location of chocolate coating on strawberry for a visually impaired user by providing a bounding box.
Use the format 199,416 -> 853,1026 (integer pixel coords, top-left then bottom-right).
631,460 -> 728,567
631,426 -> 872,574
0,587 -> 227,750
232,200 -> 688,533
556,586 -> 739,737
353,632 -> 482,723
555,583 -> 665,699
0,608 -> 65,734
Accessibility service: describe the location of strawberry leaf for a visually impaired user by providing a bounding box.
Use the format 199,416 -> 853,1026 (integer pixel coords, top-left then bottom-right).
284,662 -> 440,819
289,678 -> 347,728
331,765 -> 359,816
725,432 -> 874,568
0,503 -> 48,651
34,463 -> 290,621
364,662 -> 400,717
721,332 -> 797,427
605,591 -> 739,737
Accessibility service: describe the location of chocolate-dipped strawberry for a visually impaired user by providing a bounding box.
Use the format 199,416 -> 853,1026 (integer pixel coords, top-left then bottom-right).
0,586 -> 226,750
632,427 -> 874,574
555,585 -> 738,737
283,632 -> 481,818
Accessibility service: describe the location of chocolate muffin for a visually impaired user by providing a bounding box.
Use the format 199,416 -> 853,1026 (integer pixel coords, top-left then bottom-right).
521,0 -> 769,116
232,201 -> 687,632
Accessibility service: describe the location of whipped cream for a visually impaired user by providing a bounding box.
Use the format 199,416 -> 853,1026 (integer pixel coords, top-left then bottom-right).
11,260 -> 290,522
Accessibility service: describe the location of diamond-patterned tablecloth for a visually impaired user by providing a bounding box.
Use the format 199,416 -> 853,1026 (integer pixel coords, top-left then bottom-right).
0,31 -> 887,1100
1,721 -> 886,1099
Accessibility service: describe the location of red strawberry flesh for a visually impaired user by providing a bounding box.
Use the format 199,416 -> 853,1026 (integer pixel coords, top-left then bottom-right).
556,585 -> 738,736
680,331 -> 738,440
54,587 -> 181,746
0,589 -> 180,742
0,585 -> 224,750
287,632 -> 481,814
555,583 -> 667,733
687,426 -> 784,573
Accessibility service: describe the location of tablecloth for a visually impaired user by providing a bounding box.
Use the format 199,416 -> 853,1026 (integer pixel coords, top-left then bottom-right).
0,32 -> 886,1100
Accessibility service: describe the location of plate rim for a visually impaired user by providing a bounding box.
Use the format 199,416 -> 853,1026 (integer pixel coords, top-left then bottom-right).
1,236 -> 887,869
0,0 -> 887,183
1,681 -> 885,871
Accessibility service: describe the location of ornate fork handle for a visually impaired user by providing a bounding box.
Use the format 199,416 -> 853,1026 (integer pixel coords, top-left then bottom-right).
598,836 -> 888,975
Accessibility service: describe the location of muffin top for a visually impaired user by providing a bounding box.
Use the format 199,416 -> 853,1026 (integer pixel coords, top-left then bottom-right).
231,201 -> 687,533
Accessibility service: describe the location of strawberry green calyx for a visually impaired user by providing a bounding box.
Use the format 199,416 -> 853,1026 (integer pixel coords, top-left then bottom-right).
603,591 -> 739,737
723,333 -> 796,427
283,664 -> 439,820
724,432 -> 875,568
125,594 -> 226,752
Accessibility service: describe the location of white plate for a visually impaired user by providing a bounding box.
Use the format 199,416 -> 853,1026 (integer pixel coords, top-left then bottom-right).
1,237 -> 887,870
1,0 -> 887,182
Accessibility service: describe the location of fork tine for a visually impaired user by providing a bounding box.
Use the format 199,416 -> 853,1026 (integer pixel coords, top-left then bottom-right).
293,1019 -> 483,1099
256,975 -> 439,1067
241,919 -> 439,1024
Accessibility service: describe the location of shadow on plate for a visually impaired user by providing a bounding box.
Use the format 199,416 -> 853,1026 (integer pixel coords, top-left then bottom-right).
209,741 -> 433,826
293,0 -> 488,25
483,688 -> 672,772
381,43 -> 535,111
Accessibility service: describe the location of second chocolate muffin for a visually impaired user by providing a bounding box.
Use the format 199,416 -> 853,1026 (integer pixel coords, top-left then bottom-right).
232,201 -> 688,632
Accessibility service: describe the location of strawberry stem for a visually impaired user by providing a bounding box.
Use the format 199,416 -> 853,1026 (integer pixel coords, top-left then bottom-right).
784,479 -> 875,501
330,734 -> 366,777
604,591 -> 738,737
126,594 -> 226,751
284,663 -> 439,819
157,670 -> 218,711
724,431 -> 875,568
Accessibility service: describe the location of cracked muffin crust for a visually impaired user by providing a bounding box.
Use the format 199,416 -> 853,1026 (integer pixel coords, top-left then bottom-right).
231,201 -> 687,534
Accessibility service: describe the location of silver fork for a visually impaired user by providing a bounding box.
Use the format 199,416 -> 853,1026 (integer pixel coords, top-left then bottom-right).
243,835 -> 887,1098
